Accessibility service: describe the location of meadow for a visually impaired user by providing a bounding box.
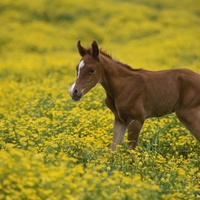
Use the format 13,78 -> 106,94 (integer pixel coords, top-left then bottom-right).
0,0 -> 200,199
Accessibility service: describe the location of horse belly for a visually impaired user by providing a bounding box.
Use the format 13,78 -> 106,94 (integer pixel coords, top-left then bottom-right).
145,85 -> 179,118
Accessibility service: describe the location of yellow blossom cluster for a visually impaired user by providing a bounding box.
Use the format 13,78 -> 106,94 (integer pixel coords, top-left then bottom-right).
0,0 -> 200,199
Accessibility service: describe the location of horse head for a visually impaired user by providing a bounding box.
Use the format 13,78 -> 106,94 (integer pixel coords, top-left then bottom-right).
69,40 -> 102,101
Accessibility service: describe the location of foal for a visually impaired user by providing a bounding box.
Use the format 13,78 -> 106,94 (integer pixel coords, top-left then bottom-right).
69,40 -> 200,150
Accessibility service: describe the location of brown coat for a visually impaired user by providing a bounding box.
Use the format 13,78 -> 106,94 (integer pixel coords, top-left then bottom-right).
70,41 -> 200,150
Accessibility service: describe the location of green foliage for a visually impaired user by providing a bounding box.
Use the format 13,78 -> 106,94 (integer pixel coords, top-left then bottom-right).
0,0 -> 200,199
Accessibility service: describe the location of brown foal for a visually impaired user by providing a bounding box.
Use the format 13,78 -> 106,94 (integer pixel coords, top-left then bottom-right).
69,40 -> 200,150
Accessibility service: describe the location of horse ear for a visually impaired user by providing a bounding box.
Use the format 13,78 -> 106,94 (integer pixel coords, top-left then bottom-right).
92,40 -> 99,59
77,40 -> 87,57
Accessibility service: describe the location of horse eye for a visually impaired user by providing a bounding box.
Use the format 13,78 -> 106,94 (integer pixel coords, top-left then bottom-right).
89,69 -> 95,74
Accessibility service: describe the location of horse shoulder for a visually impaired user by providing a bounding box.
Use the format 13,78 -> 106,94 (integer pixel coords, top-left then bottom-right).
116,77 -> 147,120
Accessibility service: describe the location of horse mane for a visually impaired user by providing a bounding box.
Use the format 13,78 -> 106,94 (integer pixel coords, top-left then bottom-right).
99,49 -> 141,72
86,46 -> 141,71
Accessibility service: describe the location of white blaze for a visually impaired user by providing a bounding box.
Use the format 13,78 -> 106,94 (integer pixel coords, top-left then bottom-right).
77,60 -> 85,77
69,82 -> 75,97
69,60 -> 85,97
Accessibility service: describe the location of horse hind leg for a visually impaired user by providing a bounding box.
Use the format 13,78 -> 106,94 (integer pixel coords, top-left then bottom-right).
175,107 -> 200,142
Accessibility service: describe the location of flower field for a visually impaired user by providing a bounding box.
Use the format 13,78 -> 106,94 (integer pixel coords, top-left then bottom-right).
0,0 -> 200,199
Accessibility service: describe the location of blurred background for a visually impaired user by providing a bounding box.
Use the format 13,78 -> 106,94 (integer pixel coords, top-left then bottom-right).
0,0 -> 200,73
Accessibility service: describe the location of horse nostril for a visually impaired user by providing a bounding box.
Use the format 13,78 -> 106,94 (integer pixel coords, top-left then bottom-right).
74,88 -> 78,95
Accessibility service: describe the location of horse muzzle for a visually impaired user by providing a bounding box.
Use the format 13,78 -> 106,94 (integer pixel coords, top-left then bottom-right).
69,86 -> 82,101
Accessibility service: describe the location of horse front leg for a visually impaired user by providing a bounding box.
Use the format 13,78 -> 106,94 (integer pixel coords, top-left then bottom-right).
110,119 -> 126,150
127,118 -> 144,150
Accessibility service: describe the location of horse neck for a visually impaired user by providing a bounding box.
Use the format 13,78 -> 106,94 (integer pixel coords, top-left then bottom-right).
99,54 -> 131,98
